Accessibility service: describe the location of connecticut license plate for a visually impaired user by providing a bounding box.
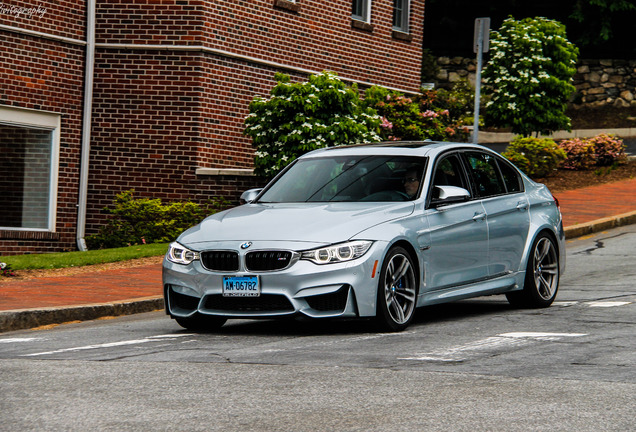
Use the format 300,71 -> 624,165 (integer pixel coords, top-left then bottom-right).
222,276 -> 260,297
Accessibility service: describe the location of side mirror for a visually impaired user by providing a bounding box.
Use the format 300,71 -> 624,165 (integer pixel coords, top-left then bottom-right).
240,188 -> 263,204
432,185 -> 470,207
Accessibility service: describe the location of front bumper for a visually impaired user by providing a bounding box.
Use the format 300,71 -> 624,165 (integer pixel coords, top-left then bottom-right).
162,241 -> 387,320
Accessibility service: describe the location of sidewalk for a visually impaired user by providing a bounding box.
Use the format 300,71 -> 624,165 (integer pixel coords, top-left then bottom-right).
1,178 -> 635,333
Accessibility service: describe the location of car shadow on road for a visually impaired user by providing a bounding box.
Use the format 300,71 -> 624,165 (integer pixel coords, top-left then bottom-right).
175,297 -> 514,336
412,298 -> 514,326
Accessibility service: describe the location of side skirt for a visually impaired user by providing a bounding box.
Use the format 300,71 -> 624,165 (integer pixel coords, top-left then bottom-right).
417,272 -> 524,307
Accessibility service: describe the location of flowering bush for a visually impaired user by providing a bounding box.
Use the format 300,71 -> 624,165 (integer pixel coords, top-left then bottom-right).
362,83 -> 472,142
558,138 -> 597,170
483,17 -> 579,137
0,262 -> 16,277
244,71 -> 381,178
502,136 -> 566,178
588,134 -> 627,167
559,134 -> 627,170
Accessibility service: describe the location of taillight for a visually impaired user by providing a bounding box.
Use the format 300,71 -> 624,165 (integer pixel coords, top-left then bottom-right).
552,194 -> 560,210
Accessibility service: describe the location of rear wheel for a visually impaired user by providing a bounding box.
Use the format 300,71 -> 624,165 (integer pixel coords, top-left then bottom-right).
375,247 -> 418,332
507,233 -> 559,308
174,314 -> 227,331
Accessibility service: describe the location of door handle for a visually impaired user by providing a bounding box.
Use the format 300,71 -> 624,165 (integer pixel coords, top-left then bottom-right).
472,212 -> 486,221
516,201 -> 529,211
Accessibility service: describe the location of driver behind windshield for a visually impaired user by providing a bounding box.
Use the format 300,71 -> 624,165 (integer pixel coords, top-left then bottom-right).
402,165 -> 422,198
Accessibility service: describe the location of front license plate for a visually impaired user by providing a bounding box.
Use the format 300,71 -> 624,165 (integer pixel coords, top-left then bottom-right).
222,276 -> 260,297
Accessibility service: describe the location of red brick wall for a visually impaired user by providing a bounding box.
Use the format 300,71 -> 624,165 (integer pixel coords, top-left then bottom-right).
0,25 -> 85,255
86,0 -> 424,235
94,0 -> 423,90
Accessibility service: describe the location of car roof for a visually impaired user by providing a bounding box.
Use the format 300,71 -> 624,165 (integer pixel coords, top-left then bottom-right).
301,141 -> 496,159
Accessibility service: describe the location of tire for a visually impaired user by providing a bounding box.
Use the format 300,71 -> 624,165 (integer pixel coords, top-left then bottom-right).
174,314 -> 227,331
375,246 -> 418,332
506,233 -> 559,308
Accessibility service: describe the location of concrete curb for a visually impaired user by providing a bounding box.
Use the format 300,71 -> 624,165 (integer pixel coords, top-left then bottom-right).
564,210 -> 636,239
0,296 -> 163,333
1,211 -> 635,333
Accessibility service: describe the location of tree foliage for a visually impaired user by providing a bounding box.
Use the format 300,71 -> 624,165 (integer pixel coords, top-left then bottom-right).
570,0 -> 636,47
244,71 -> 381,178
482,17 -> 579,137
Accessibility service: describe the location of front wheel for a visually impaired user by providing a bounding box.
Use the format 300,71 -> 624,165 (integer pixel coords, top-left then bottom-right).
507,233 -> 559,308
375,247 -> 418,332
174,314 -> 227,332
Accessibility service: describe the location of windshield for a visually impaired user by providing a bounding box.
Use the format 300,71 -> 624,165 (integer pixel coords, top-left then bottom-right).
258,155 -> 427,203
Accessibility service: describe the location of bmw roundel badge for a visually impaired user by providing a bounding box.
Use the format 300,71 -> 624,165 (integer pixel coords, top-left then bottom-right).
240,242 -> 252,249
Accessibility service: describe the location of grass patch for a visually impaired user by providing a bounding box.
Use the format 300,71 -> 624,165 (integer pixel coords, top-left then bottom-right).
1,243 -> 169,271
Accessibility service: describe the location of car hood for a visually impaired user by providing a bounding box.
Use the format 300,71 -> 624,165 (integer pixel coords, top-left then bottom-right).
178,202 -> 414,247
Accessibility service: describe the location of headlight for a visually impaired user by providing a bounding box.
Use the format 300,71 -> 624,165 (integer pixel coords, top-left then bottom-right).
167,242 -> 200,265
300,240 -> 373,265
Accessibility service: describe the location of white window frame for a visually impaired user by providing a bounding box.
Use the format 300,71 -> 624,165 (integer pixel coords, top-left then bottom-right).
352,0 -> 372,23
392,0 -> 410,33
0,105 -> 60,232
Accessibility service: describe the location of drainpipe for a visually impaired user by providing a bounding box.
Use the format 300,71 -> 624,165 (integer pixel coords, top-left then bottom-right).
76,0 -> 95,251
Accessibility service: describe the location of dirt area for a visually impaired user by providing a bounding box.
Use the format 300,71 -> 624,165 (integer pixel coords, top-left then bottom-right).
567,107 -> 636,130
536,159 -> 636,192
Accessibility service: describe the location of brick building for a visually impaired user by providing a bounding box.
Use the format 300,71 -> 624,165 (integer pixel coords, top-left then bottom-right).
1,0 -> 424,255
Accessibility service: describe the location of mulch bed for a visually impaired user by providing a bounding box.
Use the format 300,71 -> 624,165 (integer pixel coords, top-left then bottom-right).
535,159 -> 636,192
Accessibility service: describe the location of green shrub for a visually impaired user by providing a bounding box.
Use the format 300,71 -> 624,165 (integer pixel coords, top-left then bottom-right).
244,71 -> 381,178
502,136 -> 566,178
559,134 -> 626,170
86,190 -> 229,249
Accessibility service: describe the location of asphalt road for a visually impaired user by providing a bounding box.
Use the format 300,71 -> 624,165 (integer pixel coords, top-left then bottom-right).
1,226 -> 634,431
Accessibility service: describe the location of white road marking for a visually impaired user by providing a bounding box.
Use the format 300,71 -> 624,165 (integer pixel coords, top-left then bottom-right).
21,334 -> 193,357
399,332 -> 587,362
553,301 -> 578,307
499,332 -> 587,339
587,301 -> 632,308
0,337 -> 43,343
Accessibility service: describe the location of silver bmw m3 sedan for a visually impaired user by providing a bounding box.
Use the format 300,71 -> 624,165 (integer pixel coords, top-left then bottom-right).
163,141 -> 565,332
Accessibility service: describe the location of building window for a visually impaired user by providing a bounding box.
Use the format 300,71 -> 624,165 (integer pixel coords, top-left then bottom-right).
273,0 -> 300,13
392,0 -> 409,32
0,107 -> 60,232
352,0 -> 371,23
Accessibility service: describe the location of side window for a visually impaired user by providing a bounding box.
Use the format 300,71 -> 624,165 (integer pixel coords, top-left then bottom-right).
432,154 -> 466,189
497,158 -> 523,193
464,152 -> 505,198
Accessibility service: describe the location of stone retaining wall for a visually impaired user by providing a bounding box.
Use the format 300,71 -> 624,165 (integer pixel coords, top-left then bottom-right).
432,57 -> 636,109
